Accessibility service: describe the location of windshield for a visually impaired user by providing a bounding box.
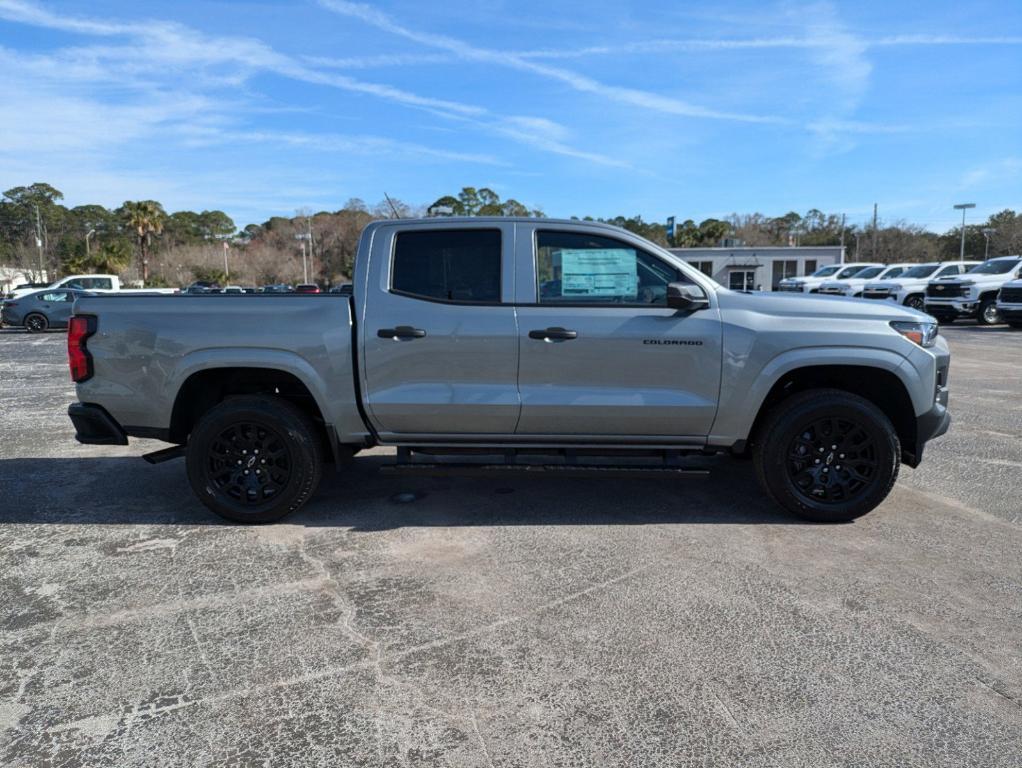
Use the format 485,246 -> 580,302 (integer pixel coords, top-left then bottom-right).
811,265 -> 841,277
966,259 -> 1021,275
854,267 -> 885,279
900,264 -> 939,278
837,265 -> 869,278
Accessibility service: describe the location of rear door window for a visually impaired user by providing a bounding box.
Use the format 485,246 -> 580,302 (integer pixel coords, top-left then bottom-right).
391,229 -> 501,303
41,292 -> 69,302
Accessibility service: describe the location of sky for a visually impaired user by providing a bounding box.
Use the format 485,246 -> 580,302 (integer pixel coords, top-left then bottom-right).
0,0 -> 1020,233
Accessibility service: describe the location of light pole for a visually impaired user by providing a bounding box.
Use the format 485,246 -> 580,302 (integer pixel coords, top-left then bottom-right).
953,203 -> 976,260
981,227 -> 996,260
295,233 -> 311,283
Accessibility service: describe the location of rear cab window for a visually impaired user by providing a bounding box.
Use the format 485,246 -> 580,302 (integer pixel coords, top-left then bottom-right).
391,229 -> 501,304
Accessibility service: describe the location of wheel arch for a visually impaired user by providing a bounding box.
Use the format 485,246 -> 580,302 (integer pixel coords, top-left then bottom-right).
743,363 -> 917,465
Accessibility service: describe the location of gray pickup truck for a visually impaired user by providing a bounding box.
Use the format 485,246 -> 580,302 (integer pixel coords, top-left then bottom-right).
67,218 -> 950,524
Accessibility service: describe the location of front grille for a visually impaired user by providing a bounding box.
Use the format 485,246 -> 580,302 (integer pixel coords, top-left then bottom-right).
926,283 -> 963,299
776,285 -> 803,292
818,287 -> 844,295
861,289 -> 889,300
999,287 -> 1022,303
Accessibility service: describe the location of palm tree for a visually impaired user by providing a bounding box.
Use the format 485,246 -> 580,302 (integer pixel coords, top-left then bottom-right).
121,200 -> 166,284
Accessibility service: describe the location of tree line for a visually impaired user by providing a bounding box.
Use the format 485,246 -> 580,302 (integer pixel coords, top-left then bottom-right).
2,182 -> 1019,288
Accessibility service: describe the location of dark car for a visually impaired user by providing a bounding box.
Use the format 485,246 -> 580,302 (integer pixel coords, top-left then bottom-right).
260,284 -> 293,293
328,284 -> 353,295
185,281 -> 222,294
1,288 -> 95,332
294,283 -> 321,294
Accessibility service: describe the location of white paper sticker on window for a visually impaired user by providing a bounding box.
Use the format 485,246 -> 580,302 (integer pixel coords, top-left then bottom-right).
559,248 -> 638,298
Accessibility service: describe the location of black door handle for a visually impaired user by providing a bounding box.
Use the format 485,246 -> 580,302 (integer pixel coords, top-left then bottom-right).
528,327 -> 578,341
377,326 -> 427,340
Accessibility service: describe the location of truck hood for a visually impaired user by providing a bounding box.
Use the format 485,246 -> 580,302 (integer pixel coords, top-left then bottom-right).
717,288 -> 928,322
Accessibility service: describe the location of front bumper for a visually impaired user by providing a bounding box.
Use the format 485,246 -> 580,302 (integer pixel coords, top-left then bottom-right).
68,403 -> 128,445
924,298 -> 976,318
903,349 -> 951,467
995,302 -> 1022,322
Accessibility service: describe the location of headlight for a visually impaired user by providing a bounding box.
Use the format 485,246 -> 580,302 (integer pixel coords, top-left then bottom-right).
890,320 -> 938,348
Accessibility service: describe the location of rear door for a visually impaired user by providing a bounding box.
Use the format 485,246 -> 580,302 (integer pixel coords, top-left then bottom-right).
359,222 -> 520,438
513,225 -> 723,439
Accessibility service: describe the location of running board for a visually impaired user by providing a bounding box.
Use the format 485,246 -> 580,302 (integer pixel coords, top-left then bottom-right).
142,445 -> 186,464
379,462 -> 709,479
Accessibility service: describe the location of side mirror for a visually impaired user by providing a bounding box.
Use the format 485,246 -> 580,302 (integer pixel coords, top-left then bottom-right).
667,282 -> 709,311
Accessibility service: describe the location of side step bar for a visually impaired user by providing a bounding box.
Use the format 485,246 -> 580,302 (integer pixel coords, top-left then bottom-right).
380,462 -> 709,479
142,445 -> 186,464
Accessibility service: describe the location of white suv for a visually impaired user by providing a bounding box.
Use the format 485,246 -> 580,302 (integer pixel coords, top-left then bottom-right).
777,262 -> 883,293
817,263 -> 915,298
860,261 -> 981,311
995,279 -> 1022,328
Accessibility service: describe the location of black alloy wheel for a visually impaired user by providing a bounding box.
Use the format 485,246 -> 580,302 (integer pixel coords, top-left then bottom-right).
753,389 -> 899,522
207,421 -> 292,505
785,417 -> 877,504
24,313 -> 48,333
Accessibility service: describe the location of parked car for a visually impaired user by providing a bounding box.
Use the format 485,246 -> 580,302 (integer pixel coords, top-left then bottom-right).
924,256 -> 1022,325
860,261 -> 981,311
817,263 -> 915,298
329,284 -> 353,295
222,285 -> 245,294
777,263 -> 884,293
185,281 -> 221,294
294,283 -> 321,294
68,218 -> 951,526
260,284 -> 293,293
9,274 -> 176,299
995,280 -> 1022,328
2,288 -> 95,332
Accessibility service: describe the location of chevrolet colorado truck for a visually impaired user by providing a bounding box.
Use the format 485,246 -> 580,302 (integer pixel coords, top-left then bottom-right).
861,261 -> 981,311
777,262 -> 883,293
66,218 -> 951,524
996,279 -> 1022,328
924,255 -> 1022,325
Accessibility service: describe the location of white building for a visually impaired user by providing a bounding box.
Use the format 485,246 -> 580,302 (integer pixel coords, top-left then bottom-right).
669,246 -> 845,291
0,266 -> 47,295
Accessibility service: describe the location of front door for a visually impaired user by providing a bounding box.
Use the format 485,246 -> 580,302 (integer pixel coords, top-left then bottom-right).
515,227 -> 722,438
360,224 -> 521,438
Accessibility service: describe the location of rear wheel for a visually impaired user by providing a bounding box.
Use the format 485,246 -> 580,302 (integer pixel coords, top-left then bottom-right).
185,395 -> 323,523
977,299 -> 1000,325
24,313 -> 48,333
753,389 -> 899,523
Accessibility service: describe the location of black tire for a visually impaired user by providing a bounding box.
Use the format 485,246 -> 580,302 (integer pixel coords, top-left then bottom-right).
905,295 -> 925,312
185,395 -> 323,523
24,313 -> 48,333
753,389 -> 899,523
977,298 -> 1000,326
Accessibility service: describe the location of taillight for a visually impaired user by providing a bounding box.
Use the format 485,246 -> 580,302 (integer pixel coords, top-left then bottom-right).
68,315 -> 97,382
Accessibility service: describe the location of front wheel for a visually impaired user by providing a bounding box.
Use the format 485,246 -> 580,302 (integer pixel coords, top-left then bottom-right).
24,313 -> 48,333
185,395 -> 324,523
753,389 -> 899,522
977,299 -> 1000,325
905,295 -> 925,312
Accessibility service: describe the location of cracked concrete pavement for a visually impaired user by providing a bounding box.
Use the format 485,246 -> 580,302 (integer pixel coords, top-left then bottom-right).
0,325 -> 1020,766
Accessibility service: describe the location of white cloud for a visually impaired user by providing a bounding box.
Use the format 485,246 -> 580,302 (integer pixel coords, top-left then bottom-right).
317,0 -> 787,124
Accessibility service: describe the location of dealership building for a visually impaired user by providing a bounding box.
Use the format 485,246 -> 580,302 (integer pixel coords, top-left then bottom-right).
669,245 -> 846,291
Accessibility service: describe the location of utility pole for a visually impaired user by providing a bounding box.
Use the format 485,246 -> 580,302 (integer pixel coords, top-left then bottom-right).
871,203 -> 878,261
85,229 -> 96,258
223,241 -> 230,280
34,204 -> 44,277
839,213 -> 846,263
953,203 -> 976,260
981,227 -> 996,259
854,233 -> 861,260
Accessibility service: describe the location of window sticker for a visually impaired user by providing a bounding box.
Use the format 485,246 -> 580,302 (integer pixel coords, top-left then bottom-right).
559,248 -> 638,298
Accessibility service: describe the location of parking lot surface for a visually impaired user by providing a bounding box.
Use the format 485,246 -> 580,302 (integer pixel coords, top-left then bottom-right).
1,325 -> 1020,767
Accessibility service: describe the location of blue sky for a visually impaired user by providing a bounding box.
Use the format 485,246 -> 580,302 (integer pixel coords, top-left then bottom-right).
1,0 -> 1020,232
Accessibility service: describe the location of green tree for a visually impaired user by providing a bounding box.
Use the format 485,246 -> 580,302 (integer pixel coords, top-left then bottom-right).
120,200 -> 167,284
